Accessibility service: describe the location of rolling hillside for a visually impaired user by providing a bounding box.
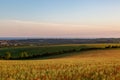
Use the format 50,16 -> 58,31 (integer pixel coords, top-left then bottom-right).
1,49 -> 120,80
62,49 -> 120,58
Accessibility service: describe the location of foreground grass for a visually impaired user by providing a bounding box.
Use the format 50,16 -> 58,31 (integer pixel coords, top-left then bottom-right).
1,49 -> 120,80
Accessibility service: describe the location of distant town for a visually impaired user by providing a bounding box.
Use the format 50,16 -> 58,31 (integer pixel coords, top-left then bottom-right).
0,40 -> 21,47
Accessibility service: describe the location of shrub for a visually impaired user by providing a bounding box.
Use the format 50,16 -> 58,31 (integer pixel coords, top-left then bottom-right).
20,52 -> 28,58
105,45 -> 111,48
4,52 -> 11,60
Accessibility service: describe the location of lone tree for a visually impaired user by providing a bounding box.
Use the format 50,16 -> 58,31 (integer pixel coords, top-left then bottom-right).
4,52 -> 11,60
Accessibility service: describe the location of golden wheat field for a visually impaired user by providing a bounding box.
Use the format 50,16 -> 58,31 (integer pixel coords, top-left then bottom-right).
1,49 -> 120,80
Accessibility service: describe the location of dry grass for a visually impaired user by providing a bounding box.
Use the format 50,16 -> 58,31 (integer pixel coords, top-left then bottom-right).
63,49 -> 120,58
1,49 -> 120,80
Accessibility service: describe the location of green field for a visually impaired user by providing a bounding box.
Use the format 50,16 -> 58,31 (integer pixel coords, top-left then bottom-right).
1,44 -> 120,80
0,43 -> 120,59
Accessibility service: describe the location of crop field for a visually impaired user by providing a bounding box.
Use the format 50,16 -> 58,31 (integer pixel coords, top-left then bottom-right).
0,44 -> 105,57
1,44 -> 120,80
0,43 -> 120,59
1,55 -> 120,80
0,50 -> 120,80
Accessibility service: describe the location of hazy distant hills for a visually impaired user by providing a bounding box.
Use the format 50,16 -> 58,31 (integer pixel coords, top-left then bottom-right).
7,38 -> 120,44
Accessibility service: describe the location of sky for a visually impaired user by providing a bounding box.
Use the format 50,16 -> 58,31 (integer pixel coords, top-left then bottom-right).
0,0 -> 120,38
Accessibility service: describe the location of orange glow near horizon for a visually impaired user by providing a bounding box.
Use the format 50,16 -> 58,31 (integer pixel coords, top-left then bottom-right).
0,20 -> 120,38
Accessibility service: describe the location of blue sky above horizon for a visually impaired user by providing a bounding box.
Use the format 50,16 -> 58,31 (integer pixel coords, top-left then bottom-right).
0,0 -> 120,38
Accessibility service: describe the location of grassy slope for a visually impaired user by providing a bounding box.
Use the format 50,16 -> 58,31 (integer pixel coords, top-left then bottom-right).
1,49 -> 120,80
0,43 -> 120,58
1,45 -> 120,79
62,49 -> 120,58
37,48 -> 120,59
